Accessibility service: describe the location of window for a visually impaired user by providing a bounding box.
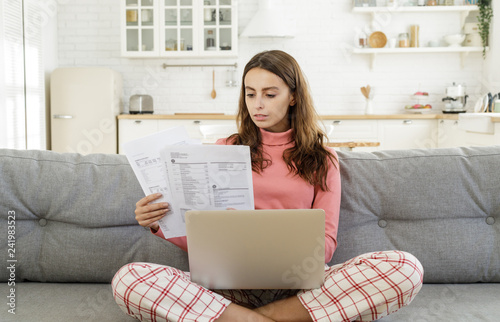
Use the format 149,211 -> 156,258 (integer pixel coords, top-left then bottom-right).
0,0 -> 46,149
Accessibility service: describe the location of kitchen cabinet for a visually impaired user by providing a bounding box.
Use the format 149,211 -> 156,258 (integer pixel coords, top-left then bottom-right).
157,119 -> 236,141
118,117 -> 236,153
377,119 -> 437,150
351,5 -> 485,69
437,119 -> 467,148
322,119 -> 379,151
119,114 -> 500,154
118,119 -> 159,153
322,118 -> 437,151
322,119 -> 378,141
121,0 -> 159,57
121,0 -> 238,58
461,123 -> 500,147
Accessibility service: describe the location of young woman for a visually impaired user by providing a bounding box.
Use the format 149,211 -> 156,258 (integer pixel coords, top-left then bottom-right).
112,50 -> 423,322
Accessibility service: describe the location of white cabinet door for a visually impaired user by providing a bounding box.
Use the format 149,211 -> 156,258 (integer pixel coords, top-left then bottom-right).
158,119 -> 236,143
323,119 -> 378,141
437,119 -> 467,148
462,123 -> 499,147
378,119 -> 437,150
121,0 -> 160,57
118,119 -> 159,153
121,0 -> 238,58
321,119 -> 379,152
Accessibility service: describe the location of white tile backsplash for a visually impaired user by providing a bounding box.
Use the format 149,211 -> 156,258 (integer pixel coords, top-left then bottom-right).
57,0 -> 488,115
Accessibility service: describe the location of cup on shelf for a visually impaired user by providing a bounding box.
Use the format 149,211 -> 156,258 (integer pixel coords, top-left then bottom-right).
428,40 -> 440,47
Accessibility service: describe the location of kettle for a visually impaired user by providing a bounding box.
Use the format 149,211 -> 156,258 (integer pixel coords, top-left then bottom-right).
129,94 -> 153,114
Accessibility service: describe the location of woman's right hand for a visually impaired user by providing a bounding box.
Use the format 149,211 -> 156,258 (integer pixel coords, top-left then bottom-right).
135,193 -> 170,232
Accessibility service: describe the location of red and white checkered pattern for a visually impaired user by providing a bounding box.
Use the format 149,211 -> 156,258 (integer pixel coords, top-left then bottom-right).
297,251 -> 424,321
112,250 -> 423,322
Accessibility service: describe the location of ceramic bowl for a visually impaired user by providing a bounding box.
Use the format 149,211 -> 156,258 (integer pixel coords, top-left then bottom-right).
443,34 -> 465,47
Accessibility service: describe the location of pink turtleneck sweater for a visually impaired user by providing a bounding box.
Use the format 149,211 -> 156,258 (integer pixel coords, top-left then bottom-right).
154,128 -> 341,263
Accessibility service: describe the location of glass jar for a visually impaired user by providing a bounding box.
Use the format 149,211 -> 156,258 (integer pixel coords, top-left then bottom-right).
204,0 -> 212,21
359,32 -> 368,48
399,33 -> 410,48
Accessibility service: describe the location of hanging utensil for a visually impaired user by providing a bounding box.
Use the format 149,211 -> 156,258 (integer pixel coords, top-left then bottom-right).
211,70 -> 216,99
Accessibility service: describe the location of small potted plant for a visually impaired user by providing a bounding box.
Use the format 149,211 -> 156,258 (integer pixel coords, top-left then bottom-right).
477,0 -> 493,58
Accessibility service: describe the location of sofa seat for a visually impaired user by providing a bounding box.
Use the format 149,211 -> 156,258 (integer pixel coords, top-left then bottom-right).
1,283 -> 498,321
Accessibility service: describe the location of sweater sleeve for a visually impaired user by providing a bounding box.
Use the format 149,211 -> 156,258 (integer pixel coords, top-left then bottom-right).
314,148 -> 341,263
152,228 -> 188,252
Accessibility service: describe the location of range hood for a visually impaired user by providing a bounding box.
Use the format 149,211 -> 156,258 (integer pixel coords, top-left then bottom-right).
240,0 -> 296,38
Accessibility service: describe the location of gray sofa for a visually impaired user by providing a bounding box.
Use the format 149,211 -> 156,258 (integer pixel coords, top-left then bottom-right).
0,146 -> 499,322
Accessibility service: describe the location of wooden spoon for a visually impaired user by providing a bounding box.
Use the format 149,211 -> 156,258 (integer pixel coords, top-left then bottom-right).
361,87 -> 369,99
211,70 -> 216,99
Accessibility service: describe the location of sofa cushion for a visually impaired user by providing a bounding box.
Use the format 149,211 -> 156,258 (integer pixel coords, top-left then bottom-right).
0,283 -> 135,321
0,149 -> 189,283
1,283 -> 497,322
381,283 -> 500,321
330,146 -> 500,283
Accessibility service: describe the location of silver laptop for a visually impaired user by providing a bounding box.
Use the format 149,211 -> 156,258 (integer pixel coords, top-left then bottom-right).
185,209 -> 325,290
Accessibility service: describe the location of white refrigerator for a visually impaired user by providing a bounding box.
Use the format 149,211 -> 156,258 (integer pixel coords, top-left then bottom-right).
50,67 -> 123,154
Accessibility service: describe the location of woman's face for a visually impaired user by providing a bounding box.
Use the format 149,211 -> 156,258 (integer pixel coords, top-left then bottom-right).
244,67 -> 295,133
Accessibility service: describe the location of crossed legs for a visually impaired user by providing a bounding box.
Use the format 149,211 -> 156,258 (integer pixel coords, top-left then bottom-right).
112,250 -> 423,322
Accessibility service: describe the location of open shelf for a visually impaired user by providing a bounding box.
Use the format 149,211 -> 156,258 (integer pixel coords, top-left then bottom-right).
353,47 -> 488,70
352,5 -> 478,13
353,5 -> 478,25
353,46 -> 485,54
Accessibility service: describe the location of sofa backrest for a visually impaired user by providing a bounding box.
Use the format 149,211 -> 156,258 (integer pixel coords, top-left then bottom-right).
330,146 -> 500,284
0,149 -> 189,283
1,146 -> 499,284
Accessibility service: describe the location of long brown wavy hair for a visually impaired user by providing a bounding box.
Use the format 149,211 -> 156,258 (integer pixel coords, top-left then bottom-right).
229,50 -> 337,191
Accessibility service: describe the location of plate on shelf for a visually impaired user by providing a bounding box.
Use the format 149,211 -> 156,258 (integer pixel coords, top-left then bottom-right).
369,32 -> 387,48
404,104 -> 433,114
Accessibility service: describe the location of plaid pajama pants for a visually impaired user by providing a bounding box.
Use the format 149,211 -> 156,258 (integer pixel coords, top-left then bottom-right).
112,250 -> 423,322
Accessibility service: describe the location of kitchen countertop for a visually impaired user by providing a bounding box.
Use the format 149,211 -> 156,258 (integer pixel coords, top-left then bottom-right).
118,113 -> 464,120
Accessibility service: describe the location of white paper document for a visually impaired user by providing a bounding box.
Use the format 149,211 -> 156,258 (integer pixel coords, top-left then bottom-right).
123,127 -> 254,238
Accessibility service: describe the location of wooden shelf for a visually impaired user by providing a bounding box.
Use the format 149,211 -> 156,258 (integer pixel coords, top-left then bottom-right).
353,46 -> 484,54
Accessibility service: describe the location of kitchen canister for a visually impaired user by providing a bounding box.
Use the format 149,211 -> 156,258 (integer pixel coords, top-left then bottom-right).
399,33 -> 409,48
204,0 -> 212,21
410,25 -> 420,48
126,10 -> 138,23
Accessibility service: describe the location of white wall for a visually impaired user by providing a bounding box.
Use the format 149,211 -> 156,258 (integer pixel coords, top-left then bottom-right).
56,0 -> 492,115
484,1 -> 500,100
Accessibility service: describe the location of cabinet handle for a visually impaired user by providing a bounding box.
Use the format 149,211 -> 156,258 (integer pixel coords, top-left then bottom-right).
134,120 -> 142,125
440,120 -> 444,124
193,120 -> 201,124
332,120 -> 342,125
403,120 -> 412,125
454,121 -> 458,125
53,115 -> 73,119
